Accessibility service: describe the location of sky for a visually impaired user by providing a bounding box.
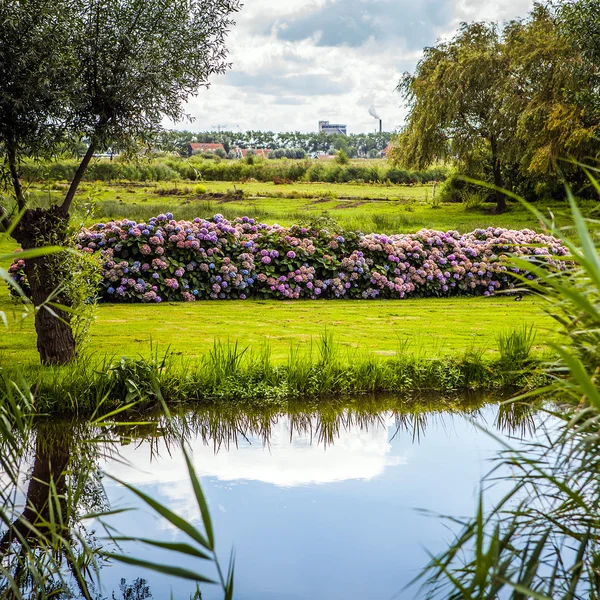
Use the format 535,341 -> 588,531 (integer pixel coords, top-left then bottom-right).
172,0 -> 535,135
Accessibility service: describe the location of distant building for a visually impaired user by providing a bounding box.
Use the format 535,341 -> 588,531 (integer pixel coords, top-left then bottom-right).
188,142 -> 225,156
318,121 -> 347,136
233,148 -> 270,159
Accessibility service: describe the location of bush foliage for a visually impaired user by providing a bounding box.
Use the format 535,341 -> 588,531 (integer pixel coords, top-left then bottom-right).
10,214 -> 568,303
19,157 -> 447,185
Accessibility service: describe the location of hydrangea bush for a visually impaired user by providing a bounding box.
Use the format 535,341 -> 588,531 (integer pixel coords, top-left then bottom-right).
9,213 -> 569,303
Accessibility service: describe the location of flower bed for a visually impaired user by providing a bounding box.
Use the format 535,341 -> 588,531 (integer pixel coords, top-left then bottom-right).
9,214 -> 569,302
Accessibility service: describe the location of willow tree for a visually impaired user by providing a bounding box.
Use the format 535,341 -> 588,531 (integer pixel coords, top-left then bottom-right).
0,0 -> 240,365
504,3 -> 600,183
391,22 -> 515,212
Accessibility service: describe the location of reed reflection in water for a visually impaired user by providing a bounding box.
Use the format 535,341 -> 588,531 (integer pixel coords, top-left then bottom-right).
0,394 -> 539,599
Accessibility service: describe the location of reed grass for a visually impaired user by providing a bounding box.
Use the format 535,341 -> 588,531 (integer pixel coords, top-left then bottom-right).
415,170 -> 600,599
1,332 -> 549,414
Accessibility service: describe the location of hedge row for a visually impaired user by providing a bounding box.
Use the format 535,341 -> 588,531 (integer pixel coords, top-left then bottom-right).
20,158 -> 447,185
10,215 -> 568,303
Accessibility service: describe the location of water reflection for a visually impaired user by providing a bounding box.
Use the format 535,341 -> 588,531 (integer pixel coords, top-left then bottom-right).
0,420 -> 110,597
0,394 -> 538,598
111,392 -> 535,452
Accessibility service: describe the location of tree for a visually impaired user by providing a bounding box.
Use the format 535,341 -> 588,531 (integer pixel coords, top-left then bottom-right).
506,2 -> 600,181
0,0 -> 240,365
391,22 -> 514,212
392,3 -> 600,208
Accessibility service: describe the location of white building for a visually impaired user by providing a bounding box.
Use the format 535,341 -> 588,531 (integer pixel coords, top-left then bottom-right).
318,121 -> 347,135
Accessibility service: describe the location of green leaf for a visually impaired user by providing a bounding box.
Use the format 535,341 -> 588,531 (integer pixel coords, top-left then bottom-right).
553,345 -> 600,410
183,446 -> 214,549
103,553 -> 216,584
109,537 -> 212,561
0,245 -> 69,261
105,475 -> 211,549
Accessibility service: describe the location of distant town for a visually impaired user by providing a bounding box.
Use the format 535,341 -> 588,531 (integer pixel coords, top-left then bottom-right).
141,121 -> 394,160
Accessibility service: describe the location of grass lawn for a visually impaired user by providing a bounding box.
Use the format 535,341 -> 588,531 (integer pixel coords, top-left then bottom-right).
1,291 -> 557,366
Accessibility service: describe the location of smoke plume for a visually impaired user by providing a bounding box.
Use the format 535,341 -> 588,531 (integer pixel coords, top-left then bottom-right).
368,105 -> 381,120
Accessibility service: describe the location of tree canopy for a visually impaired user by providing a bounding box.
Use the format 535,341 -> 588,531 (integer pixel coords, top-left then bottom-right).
0,0 -> 240,364
391,1 -> 600,209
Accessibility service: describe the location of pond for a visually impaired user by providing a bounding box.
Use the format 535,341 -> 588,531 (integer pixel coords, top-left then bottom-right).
1,395 -> 539,599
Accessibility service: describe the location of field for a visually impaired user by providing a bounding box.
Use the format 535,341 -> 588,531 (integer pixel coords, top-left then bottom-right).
18,178 -> 592,234
1,231 -> 556,367
2,173 -> 572,367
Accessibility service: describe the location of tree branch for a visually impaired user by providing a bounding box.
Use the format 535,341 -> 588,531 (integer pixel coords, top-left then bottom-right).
60,141 -> 96,216
6,144 -> 26,211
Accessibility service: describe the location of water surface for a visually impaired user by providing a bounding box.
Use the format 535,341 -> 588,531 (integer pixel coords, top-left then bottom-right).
2,396 -> 538,599
97,398 -> 534,599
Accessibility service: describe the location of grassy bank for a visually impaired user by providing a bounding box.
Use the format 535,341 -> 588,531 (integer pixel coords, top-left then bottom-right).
3,330 -> 548,414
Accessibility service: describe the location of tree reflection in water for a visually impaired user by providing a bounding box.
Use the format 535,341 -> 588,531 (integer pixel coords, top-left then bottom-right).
0,393 -> 537,597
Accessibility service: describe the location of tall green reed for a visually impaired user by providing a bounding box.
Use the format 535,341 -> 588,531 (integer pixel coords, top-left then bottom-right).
416,169 -> 600,599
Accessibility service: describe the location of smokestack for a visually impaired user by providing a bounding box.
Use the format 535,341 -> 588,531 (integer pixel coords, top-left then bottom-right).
369,105 -> 382,133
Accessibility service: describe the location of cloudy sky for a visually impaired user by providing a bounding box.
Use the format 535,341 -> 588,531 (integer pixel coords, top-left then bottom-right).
175,0 -> 534,134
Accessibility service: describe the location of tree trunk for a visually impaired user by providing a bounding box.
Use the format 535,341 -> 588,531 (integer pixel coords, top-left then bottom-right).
61,141 -> 96,215
490,139 -> 506,214
0,423 -> 71,553
493,159 -> 506,213
12,206 -> 76,365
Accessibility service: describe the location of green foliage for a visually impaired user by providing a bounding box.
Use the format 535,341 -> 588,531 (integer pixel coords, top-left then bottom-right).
336,149 -> 350,165
504,4 -> 600,183
416,170 -> 600,598
1,0 -> 241,199
439,170 -> 495,204
0,0 -> 242,365
63,250 -> 102,350
1,334 -> 549,414
395,2 -> 600,207
393,21 -> 512,211
462,190 -> 488,212
496,324 -> 536,366
19,156 -> 447,186
147,129 -> 393,157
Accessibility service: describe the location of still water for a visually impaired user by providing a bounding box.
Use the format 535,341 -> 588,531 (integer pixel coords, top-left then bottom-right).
97,398 -> 533,600
3,397 -> 538,599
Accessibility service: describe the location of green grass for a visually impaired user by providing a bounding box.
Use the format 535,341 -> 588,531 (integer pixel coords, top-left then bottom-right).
1,292 -> 556,366
16,179 -> 593,233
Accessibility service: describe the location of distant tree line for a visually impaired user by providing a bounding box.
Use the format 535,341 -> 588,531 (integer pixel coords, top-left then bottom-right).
21,155 -> 446,185
391,0 -> 600,211
152,130 -> 393,157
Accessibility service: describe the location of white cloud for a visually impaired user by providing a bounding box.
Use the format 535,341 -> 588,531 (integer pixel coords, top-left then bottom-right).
168,0 -> 535,134
104,413 -> 405,491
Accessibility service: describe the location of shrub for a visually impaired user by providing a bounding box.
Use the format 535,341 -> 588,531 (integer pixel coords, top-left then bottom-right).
463,190 -> 488,211
336,150 -> 350,165
10,215 -> 569,304
439,171 -> 494,203
20,158 -> 447,186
